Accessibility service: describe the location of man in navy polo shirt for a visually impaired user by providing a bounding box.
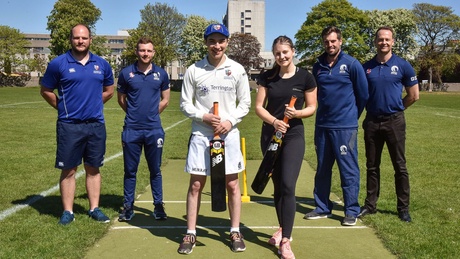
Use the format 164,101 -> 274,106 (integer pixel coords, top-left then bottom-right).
360,26 -> 419,222
40,24 -> 114,225
117,37 -> 170,221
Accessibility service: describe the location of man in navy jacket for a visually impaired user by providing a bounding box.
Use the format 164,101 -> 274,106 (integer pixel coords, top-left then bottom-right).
305,26 -> 368,226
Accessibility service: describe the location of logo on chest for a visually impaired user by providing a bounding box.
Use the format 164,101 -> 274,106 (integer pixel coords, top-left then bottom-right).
391,66 -> 399,75
93,65 -> 102,74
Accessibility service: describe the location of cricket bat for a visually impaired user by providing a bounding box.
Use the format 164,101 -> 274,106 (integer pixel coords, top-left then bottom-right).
210,102 -> 226,212
251,96 -> 297,194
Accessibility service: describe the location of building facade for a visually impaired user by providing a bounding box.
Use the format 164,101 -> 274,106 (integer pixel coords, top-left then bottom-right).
22,31 -> 129,76
223,0 -> 274,69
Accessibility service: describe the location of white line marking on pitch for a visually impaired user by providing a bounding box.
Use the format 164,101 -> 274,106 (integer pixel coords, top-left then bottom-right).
435,113 -> 460,119
0,101 -> 43,108
135,200 -> 317,205
0,118 -> 188,221
112,225 -> 368,230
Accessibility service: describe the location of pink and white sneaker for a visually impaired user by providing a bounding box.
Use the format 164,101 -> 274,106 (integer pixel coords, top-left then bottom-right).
268,228 -> 293,247
278,239 -> 295,259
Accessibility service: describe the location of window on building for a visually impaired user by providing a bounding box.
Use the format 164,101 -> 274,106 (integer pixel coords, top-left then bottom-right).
241,12 -> 244,18
108,39 -> 125,44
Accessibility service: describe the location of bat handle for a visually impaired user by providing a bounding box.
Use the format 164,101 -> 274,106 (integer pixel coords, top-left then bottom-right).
213,101 -> 219,139
282,95 -> 297,123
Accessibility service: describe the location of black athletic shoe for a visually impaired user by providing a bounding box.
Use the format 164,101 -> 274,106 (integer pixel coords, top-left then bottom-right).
153,203 -> 167,220
118,206 -> 134,222
342,215 -> 357,226
303,211 -> 331,220
398,211 -> 412,222
358,206 -> 376,218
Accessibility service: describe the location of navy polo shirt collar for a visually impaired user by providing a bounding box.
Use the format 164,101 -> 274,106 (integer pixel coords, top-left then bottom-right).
133,61 -> 156,75
65,50 -> 96,64
373,54 -> 396,66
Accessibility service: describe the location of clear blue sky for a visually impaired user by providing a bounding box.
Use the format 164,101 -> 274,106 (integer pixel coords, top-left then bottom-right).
1,0 -> 459,51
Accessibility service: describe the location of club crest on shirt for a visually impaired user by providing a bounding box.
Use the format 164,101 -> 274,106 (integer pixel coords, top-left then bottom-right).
391,66 -> 399,75
198,84 -> 209,96
153,72 -> 160,81
129,72 -> 135,78
68,68 -> 76,73
366,68 -> 372,74
93,65 -> 102,74
339,64 -> 348,74
224,69 -> 233,79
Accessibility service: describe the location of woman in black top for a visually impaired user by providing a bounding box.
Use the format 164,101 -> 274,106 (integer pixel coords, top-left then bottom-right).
255,35 -> 317,259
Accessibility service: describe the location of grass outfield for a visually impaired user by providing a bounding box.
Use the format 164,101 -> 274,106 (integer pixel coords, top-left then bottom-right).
0,87 -> 459,258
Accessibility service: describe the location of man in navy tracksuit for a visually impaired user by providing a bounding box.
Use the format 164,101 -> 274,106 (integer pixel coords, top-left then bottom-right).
304,26 -> 368,226
117,37 -> 170,221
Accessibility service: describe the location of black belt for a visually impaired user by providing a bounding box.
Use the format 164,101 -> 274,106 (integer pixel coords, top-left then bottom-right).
368,111 -> 403,121
68,119 -> 99,124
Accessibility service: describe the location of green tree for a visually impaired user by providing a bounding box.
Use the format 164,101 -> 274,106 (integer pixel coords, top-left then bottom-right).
295,0 -> 369,65
46,0 -> 108,58
413,3 -> 460,90
180,15 -> 218,67
0,25 -> 28,74
227,32 -> 264,73
365,9 -> 419,62
122,3 -> 186,68
25,54 -> 48,74
120,28 -> 144,67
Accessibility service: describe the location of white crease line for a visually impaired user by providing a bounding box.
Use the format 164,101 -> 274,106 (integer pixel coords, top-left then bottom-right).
135,200 -> 318,205
112,225 -> 368,230
135,199 -> 345,205
0,118 -> 188,221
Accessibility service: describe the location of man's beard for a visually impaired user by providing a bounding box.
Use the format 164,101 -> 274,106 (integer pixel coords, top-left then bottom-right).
72,45 -> 89,55
327,49 -> 340,58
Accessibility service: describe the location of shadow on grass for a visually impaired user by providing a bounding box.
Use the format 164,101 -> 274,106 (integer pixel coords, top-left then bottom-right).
294,194 -> 347,222
375,209 -> 399,217
115,202 -> 281,256
12,193 -> 123,220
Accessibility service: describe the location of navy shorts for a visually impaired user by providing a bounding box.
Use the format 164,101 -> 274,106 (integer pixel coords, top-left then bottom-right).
55,121 -> 106,169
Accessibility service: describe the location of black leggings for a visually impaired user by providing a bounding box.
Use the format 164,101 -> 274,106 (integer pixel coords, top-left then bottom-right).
261,124 -> 305,238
